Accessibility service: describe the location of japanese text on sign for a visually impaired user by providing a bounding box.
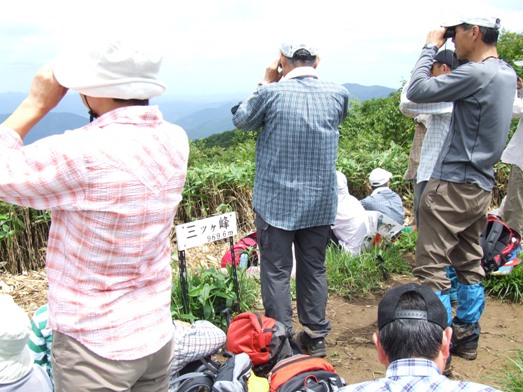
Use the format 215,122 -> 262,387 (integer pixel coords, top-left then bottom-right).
175,212 -> 238,250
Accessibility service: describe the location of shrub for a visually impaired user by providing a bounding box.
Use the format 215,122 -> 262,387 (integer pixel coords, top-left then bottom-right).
171,263 -> 261,330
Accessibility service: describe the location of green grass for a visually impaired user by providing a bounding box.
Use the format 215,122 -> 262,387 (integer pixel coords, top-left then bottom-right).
325,233 -> 413,300
489,350 -> 523,392
483,252 -> 523,303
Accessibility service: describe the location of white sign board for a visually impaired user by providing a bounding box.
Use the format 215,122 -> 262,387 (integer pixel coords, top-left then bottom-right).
175,212 -> 238,251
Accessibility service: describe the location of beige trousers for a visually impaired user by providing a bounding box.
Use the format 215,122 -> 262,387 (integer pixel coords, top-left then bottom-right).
414,179 -> 490,291
503,164 -> 523,236
52,331 -> 174,392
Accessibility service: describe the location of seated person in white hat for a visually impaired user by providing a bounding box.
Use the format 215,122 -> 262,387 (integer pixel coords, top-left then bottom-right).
0,294 -> 52,391
360,168 -> 405,226
331,171 -> 369,255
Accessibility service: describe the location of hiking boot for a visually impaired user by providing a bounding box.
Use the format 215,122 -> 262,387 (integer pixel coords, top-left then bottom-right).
451,318 -> 480,360
298,332 -> 326,358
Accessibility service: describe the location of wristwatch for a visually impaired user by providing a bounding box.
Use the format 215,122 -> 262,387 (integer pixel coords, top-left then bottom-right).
423,43 -> 438,51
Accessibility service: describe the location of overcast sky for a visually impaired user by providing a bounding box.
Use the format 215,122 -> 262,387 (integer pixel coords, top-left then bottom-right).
1,0 -> 522,99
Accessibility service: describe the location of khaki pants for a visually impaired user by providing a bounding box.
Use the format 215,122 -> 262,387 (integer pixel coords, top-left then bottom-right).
503,164 -> 523,236
52,331 -> 174,392
414,179 -> 490,291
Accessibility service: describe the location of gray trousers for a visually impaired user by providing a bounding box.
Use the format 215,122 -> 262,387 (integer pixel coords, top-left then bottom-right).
255,214 -> 331,338
414,180 -> 428,228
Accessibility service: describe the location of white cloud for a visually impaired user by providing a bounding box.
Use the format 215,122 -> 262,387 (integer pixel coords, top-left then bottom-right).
0,0 -> 521,96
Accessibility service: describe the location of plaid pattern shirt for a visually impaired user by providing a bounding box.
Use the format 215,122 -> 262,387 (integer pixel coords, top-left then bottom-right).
401,78 -> 453,183
342,358 -> 500,391
233,67 -> 349,230
360,188 -> 404,226
0,106 -> 189,360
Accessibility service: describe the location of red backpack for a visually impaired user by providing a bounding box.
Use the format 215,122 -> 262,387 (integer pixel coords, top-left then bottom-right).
221,232 -> 258,268
268,354 -> 345,392
480,215 -> 521,273
226,312 -> 293,376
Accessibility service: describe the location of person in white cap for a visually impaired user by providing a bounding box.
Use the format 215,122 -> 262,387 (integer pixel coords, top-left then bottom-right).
331,171 -> 369,255
406,15 -> 516,361
0,36 -> 189,390
0,295 -> 52,391
360,168 -> 405,226
232,42 -> 349,357
500,66 -> 523,237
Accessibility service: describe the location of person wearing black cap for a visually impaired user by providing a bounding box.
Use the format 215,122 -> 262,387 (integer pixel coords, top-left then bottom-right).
406,15 -> 516,362
400,49 -> 458,227
340,283 -> 500,391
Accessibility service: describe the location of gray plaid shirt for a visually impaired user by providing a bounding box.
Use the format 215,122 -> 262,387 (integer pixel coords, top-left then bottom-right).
233,69 -> 349,230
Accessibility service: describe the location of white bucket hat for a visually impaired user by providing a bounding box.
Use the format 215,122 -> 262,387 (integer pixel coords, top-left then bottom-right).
52,38 -> 166,100
0,295 -> 33,383
369,168 -> 392,187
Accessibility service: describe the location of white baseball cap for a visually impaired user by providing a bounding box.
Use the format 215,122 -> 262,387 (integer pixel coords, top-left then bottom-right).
369,168 -> 392,187
280,42 -> 319,58
441,16 -> 500,29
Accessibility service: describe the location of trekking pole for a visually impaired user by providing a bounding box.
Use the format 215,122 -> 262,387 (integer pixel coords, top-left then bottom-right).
177,249 -> 191,315
229,236 -> 241,311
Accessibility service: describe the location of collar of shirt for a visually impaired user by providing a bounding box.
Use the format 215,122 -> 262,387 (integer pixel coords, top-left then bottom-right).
371,186 -> 389,196
281,66 -> 318,81
386,358 -> 442,378
88,105 -> 164,129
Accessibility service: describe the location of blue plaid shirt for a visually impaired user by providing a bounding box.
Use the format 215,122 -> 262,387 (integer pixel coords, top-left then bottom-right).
233,69 -> 349,230
341,358 -> 500,392
360,187 -> 404,226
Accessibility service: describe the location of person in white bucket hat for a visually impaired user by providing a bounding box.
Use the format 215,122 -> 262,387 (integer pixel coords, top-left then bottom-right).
0,295 -> 52,391
0,36 -> 189,391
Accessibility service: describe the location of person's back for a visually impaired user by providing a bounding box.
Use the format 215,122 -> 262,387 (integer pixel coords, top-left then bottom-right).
0,36 -> 190,390
235,76 -> 349,230
232,42 -> 349,358
332,171 -> 368,255
360,168 -> 404,226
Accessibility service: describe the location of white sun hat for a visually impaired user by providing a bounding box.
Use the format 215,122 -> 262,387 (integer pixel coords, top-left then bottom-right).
52,37 -> 166,100
0,294 -> 33,383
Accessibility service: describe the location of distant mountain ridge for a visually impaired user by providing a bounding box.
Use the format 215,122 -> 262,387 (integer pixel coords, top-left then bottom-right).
0,83 -> 397,143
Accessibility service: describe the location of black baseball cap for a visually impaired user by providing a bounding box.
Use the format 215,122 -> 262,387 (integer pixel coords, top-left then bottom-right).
434,50 -> 459,70
377,283 -> 448,330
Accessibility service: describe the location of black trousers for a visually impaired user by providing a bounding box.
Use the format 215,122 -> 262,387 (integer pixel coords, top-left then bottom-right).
255,214 -> 331,337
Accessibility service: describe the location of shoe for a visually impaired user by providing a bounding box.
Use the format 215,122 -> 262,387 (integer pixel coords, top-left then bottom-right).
450,318 -> 479,360
450,344 -> 477,360
297,332 -> 326,358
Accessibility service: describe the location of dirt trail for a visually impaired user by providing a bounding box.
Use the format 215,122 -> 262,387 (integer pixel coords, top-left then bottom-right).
321,275 -> 522,389
2,264 -> 522,390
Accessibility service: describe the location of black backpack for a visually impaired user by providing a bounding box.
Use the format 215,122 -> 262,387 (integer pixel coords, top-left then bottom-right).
480,215 -> 521,273
170,353 -> 252,392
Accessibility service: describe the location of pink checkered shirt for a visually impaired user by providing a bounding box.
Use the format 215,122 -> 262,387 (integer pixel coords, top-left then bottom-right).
0,106 -> 189,360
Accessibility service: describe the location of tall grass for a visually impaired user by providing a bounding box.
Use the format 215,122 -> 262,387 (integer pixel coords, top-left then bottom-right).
489,350 -> 523,392
325,232 -> 415,300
